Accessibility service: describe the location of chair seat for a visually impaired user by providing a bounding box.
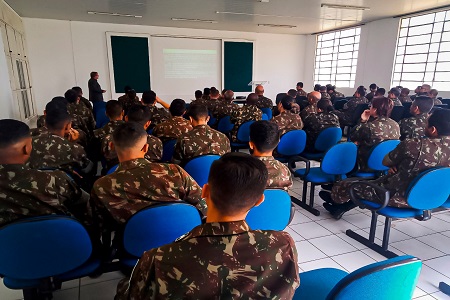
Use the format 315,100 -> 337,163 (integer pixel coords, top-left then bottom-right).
294,268 -> 348,300
353,172 -> 376,178
120,257 -> 138,268
294,167 -> 346,183
230,142 -> 248,148
301,152 -> 325,160
3,277 -> 42,290
55,258 -> 101,282
361,200 -> 424,218
441,199 -> 450,208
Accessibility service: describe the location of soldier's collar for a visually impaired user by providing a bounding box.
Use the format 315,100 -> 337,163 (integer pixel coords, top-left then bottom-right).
256,156 -> 275,161
0,164 -> 28,171
117,158 -> 149,170
190,221 -> 251,237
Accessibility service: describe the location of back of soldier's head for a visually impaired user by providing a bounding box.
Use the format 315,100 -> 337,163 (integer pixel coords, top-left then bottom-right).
428,109 -> 450,136
287,89 -> 297,98
372,97 -> 393,117
127,89 -> 137,98
50,97 -> 68,110
169,99 -> 186,117
250,121 -> 280,153
375,88 -> 385,97
72,86 -> 83,95
64,89 -> 79,104
401,88 -> 410,96
224,90 -> 234,102
317,99 -> 333,112
356,86 -> 367,97
210,88 -> 220,98
314,84 -> 321,92
319,85 -> 327,92
203,88 -> 211,96
280,95 -> 294,110
45,109 -> 72,130
413,97 -> 434,114
124,86 -> 132,93
142,90 -> 157,105
106,100 -> 123,118
188,104 -> 208,121
369,83 -> 377,90
296,82 -> 304,88
127,104 -> 152,125
46,99 -> 68,113
246,93 -> 258,105
429,89 -> 439,97
112,122 -> 147,151
0,119 -> 30,150
195,90 -> 202,99
389,88 -> 400,98
208,152 -> 268,215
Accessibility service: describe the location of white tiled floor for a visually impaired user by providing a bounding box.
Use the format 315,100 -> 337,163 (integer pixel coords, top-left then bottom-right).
1,177 -> 450,299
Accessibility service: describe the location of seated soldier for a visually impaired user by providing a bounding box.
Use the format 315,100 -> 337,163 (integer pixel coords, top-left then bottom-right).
303,99 -> 340,152
399,88 -> 412,103
296,81 -> 308,97
65,88 -> 96,135
206,87 -> 221,112
140,90 -> 171,130
320,109 -> 450,219
115,152 -> 299,299
387,88 -> 403,106
91,122 -> 205,233
327,85 -> 345,102
118,86 -> 140,114
230,93 -> 263,142
320,85 -> 331,101
271,95 -> 303,135
93,100 -> 125,141
429,89 -> 442,105
249,121 -> 293,190
194,89 -> 203,101
255,85 -> 273,109
334,85 -> 368,126
0,119 -> 91,227
366,83 -> 377,102
153,99 -> 193,142
102,105 -> 163,168
72,86 -> 93,111
212,90 -> 237,119
300,91 -> 320,120
399,96 -> 433,140
375,87 -> 386,98
173,104 -> 230,164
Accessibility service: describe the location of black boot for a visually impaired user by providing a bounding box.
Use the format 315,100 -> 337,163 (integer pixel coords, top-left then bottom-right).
331,202 -> 357,220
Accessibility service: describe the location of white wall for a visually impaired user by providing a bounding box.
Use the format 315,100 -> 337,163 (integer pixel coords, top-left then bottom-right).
23,18 -> 306,112
0,31 -> 14,119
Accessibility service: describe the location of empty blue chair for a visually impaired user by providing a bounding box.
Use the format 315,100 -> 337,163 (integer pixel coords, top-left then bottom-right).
121,203 -> 202,267
302,127 -> 342,161
441,197 -> 450,208
93,101 -> 109,129
0,216 -> 100,299
246,189 -> 293,230
184,155 -> 221,186
260,107 -> 273,119
262,113 -> 269,120
276,130 -> 307,163
231,120 -> 255,151
353,140 -> 401,178
161,139 -> 177,162
294,255 -> 421,300
347,167 -> 450,258
217,116 -> 234,134
207,111 -> 217,126
107,164 -> 119,175
289,143 -> 357,216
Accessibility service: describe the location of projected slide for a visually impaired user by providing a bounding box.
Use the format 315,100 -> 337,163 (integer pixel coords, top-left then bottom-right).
164,49 -> 217,79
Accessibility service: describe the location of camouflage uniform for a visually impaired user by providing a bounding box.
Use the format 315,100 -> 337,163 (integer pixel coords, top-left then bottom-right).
230,105 -> 263,142
212,101 -> 237,119
37,113 -> 89,141
256,95 -> 273,109
118,95 -> 140,113
0,164 -> 90,226
257,156 -> 293,190
80,96 -> 93,111
434,98 -> 443,105
115,221 -> 299,300
350,116 -> 400,171
146,106 -> 171,129
303,112 -> 340,152
391,98 -> 403,106
271,111 -> 304,135
297,89 -> 307,97
300,104 -> 318,121
335,96 -> 368,125
68,102 -> 96,133
399,113 -> 428,140
93,120 -> 125,141
173,125 -> 231,164
331,136 -> 450,207
37,115 -> 46,128
321,92 -> 331,101
153,116 -> 193,142
399,95 -> 412,103
91,158 -> 205,231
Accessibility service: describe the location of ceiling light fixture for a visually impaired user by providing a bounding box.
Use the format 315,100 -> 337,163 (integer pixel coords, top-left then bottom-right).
171,18 -> 218,24
87,11 -> 142,18
321,4 -> 370,11
258,24 -> 297,28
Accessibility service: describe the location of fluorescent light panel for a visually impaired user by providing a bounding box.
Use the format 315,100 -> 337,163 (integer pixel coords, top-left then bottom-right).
321,3 -> 370,10
87,11 -> 142,18
258,24 -> 296,28
171,18 -> 218,24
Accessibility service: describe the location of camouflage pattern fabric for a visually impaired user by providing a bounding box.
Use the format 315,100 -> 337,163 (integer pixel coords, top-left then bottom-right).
332,91 -> 345,98
68,102 -> 96,133
212,101 -> 238,119
256,95 -> 273,109
299,104 -> 318,121
303,112 -> 340,152
335,96 -> 369,125
153,116 -> 193,142
37,115 -> 45,128
350,116 -> 400,172
331,136 -> 450,207
434,98 -> 443,105
91,158 -> 205,231
297,89 -> 307,97
93,120 -> 126,140
115,221 -> 299,300
80,96 -> 93,111
37,113 -> 89,140
399,95 -> 412,103
146,106 -> 171,129
256,156 -> 293,190
321,92 -> 331,101
399,113 -> 428,140
391,98 -> 403,106
118,95 -> 140,113
173,125 -> 231,163
31,125 -> 87,147
230,105 -> 263,142
271,111 -> 304,135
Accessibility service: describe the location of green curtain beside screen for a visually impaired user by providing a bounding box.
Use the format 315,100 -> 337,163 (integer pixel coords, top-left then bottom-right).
224,41 -> 253,92
110,36 -> 151,93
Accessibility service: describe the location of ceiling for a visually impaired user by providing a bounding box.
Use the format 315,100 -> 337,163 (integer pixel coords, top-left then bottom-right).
6,0 -> 450,34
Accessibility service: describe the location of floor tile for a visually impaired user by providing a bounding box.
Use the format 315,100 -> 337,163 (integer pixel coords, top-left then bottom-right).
315,218 -> 359,234
295,240 -> 327,263
413,217 -> 450,232
430,291 -> 450,299
360,248 -> 392,262
0,279 -> 24,300
341,213 -> 383,229
290,221 -> 333,240
391,239 -> 445,261
393,221 -> 437,238
434,212 -> 450,223
54,278 -> 122,300
424,256 -> 450,278
80,271 -> 125,286
284,227 -> 305,242
417,266 -> 450,294
417,234 -> 450,255
299,257 -> 347,272
335,230 -> 369,250
331,251 -> 376,272
362,225 -> 413,243
442,231 -> 450,238
412,287 -> 428,299
414,295 -> 439,300
309,235 -> 358,256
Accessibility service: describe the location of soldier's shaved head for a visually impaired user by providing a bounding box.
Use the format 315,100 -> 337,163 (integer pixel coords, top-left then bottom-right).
412,96 -> 434,115
250,121 -> 280,153
0,119 -> 32,164
224,90 -> 234,102
106,100 -> 123,119
428,109 -> 450,136
187,104 -> 208,122
45,109 -> 72,131
255,85 -> 264,95
169,99 -> 186,117
308,91 -> 321,104
246,93 -> 259,105
127,105 -> 152,126
113,122 -> 148,151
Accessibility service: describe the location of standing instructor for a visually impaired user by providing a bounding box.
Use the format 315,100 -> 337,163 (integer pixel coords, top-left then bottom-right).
88,71 -> 106,103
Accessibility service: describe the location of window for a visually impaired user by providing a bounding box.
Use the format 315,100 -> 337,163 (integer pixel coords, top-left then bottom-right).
314,27 -> 361,88
392,10 -> 450,91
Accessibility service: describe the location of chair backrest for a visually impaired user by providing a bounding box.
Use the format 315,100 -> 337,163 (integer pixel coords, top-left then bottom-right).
93,101 -> 109,129
262,113 -> 269,120
161,139 -> 177,162
236,121 -> 255,142
107,164 -> 119,175
184,155 -> 221,186
0,216 -> 92,280
321,142 -> 357,175
277,130 -> 307,156
261,108 -> 273,119
333,99 -> 348,110
390,106 -> 404,122
406,167 -> 450,210
314,127 -> 343,152
367,140 -> 401,171
207,111 -> 217,126
217,116 -> 234,134
351,103 -> 370,124
246,189 -> 292,230
402,102 -> 413,119
328,255 -> 421,300
123,203 -> 202,257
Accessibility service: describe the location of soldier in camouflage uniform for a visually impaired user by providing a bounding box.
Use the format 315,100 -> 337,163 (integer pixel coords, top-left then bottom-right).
399,88 -> 412,104
399,97 -> 433,140
250,121 -> 293,190
296,82 -> 308,97
140,90 -> 171,129
115,152 -> 299,299
327,85 -> 345,101
173,104 -> 230,164
118,87 -> 140,114
72,86 -> 93,111
93,100 -> 125,140
320,85 -> 331,101
335,86 -> 368,126
65,88 -> 96,134
300,91 -> 320,120
255,85 -> 273,108
91,122 -> 204,232
0,119 -> 91,227
321,109 -> 450,219
349,97 -> 400,171
212,90 -> 238,119
429,89 -> 443,105
388,88 -> 403,106
153,99 -> 193,142
230,93 -> 263,142
271,95 -> 303,136
303,99 -> 340,152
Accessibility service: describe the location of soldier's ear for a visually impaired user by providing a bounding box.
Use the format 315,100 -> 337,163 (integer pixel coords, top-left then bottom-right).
428,126 -> 438,137
124,116 -> 129,122
142,143 -> 149,153
109,141 -> 115,152
205,115 -> 210,123
248,141 -> 255,150
144,120 -> 151,129
201,183 -> 210,200
253,194 -> 265,207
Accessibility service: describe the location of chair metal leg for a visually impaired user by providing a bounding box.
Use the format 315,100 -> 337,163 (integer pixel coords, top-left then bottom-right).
382,217 -> 392,251
309,183 -> 315,208
368,212 -> 378,243
290,196 -> 320,217
439,282 -> 450,295
302,181 -> 308,203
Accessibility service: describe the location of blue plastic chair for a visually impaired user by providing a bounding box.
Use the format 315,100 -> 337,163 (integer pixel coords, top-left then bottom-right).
121,203 -> 202,268
261,113 -> 269,120
246,190 -> 293,230
207,111 -> 217,126
107,164 -> 119,175
260,107 -> 273,119
441,197 -> 450,208
231,120 -> 255,151
275,130 -> 307,163
294,255 -> 421,300
93,101 -> 109,129
347,167 -> 450,258
184,155 -> 221,187
161,139 -> 177,162
302,127 -> 342,161
217,116 -> 234,134
353,140 -> 401,178
289,143 -> 357,216
0,216 -> 100,299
